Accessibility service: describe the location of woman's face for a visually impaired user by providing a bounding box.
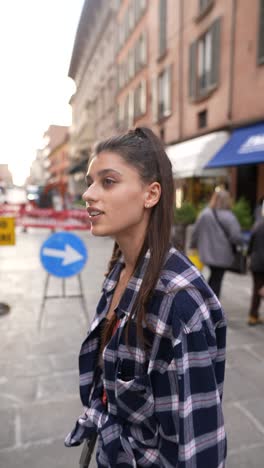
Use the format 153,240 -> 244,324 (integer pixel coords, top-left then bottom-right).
82,151 -> 151,239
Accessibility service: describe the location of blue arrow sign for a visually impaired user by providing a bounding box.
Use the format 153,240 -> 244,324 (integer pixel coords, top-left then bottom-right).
40,232 -> 88,278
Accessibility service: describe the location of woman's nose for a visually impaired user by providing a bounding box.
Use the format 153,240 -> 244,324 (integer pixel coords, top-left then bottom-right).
82,184 -> 97,204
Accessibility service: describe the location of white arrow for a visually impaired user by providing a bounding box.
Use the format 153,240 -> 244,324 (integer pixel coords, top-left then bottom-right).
43,244 -> 83,266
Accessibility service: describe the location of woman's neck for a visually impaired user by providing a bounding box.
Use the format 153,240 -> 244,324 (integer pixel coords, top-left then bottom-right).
115,227 -> 146,277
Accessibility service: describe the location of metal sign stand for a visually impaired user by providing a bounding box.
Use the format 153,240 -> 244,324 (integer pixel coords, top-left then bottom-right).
38,273 -> 89,330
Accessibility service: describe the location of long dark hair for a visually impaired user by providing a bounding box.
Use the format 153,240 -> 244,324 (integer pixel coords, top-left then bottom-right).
96,127 -> 174,348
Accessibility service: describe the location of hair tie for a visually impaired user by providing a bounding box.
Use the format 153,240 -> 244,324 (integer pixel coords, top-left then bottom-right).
134,127 -> 146,140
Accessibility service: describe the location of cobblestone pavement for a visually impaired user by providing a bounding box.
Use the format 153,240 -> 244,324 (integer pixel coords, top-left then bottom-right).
0,229 -> 263,467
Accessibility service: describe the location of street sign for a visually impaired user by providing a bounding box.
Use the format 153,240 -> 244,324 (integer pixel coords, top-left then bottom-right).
0,217 -> 15,245
40,232 -> 88,278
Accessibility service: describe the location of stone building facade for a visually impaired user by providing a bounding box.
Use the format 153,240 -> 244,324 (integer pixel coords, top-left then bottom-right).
68,0 -> 119,197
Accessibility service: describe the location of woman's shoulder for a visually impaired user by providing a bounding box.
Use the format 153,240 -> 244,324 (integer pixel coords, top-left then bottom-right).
146,248 -> 225,340
162,249 -> 225,332
198,206 -> 212,219
218,208 -> 236,221
157,246 -> 206,294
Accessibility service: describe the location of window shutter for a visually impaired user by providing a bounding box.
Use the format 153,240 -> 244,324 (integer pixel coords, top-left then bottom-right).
258,0 -> 264,63
189,41 -> 197,98
151,76 -> 158,123
159,0 -> 167,57
128,2 -> 135,32
210,17 -> 221,86
164,65 -> 172,117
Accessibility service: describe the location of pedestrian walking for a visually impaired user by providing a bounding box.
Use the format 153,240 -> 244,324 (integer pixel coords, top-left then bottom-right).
65,127 -> 227,467
190,188 -> 242,298
247,215 -> 264,325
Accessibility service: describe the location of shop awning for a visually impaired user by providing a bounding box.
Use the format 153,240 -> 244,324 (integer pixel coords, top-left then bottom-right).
166,131 -> 229,179
206,123 -> 264,168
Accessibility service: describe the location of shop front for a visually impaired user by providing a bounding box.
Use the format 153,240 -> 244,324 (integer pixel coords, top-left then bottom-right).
166,131 -> 229,208
206,122 -> 264,213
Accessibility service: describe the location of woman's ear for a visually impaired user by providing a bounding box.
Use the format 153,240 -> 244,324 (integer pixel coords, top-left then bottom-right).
144,182 -> 161,208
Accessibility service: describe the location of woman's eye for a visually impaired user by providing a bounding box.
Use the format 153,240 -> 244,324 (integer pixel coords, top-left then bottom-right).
103,178 -> 115,187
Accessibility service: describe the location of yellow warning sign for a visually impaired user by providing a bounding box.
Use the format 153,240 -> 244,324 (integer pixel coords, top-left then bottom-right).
0,217 -> 15,245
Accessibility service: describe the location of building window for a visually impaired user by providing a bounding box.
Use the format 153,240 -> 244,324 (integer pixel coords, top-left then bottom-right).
189,17 -> 221,100
128,49 -> 135,79
158,66 -> 172,120
197,109 -> 207,128
258,0 -> 264,64
135,32 -> 147,72
124,10 -> 130,41
159,0 -> 167,57
198,30 -> 213,91
134,80 -> 147,119
128,2 -> 135,32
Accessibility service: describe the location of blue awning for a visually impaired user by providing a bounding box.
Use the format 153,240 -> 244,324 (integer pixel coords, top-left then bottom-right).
206,123 -> 264,168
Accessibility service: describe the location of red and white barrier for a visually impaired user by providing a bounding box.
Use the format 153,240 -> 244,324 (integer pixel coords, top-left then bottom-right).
0,204 -> 91,231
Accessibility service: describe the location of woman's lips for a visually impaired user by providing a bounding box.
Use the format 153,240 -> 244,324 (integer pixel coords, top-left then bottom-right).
87,208 -> 104,221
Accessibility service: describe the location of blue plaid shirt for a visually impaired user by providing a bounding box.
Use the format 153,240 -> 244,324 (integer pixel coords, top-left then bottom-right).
65,247 -> 227,467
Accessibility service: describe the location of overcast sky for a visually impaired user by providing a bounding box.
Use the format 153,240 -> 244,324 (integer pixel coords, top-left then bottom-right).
0,0 -> 84,185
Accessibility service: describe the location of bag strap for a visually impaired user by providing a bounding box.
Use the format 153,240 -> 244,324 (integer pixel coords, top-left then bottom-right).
211,209 -> 232,244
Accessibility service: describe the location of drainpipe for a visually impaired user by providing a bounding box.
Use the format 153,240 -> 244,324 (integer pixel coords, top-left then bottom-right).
227,0 -> 237,122
227,0 -> 237,201
178,0 -> 184,140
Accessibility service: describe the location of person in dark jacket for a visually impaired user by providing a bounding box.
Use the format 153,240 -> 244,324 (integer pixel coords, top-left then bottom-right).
190,188 -> 242,298
65,128 -> 227,467
248,215 -> 264,325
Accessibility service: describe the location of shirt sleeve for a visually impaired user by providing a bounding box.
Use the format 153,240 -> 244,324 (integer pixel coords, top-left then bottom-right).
153,289 -> 227,468
226,212 -> 243,245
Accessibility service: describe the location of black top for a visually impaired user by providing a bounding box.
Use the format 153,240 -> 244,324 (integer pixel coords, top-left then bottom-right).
249,219 -> 264,272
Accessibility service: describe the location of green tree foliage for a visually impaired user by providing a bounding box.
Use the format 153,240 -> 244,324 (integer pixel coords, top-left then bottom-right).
232,197 -> 253,230
173,202 -> 197,225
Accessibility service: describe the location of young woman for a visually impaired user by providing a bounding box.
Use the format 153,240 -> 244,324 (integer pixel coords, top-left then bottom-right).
65,128 -> 227,467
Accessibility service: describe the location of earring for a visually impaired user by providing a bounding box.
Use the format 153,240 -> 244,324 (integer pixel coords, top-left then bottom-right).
145,203 -> 150,208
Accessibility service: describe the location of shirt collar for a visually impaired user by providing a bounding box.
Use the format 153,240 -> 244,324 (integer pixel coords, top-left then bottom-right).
102,249 -> 151,317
